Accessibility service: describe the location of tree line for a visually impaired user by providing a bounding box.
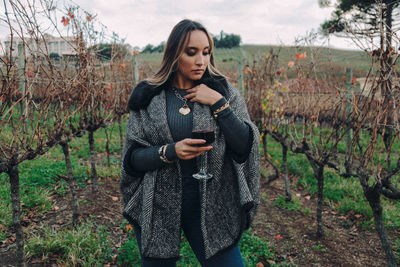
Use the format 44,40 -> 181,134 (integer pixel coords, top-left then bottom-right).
141,30 -> 241,53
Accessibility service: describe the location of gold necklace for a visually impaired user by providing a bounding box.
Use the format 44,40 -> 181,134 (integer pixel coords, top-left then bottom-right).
172,88 -> 191,115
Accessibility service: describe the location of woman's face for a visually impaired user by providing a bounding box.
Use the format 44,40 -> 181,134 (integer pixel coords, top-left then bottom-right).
175,30 -> 210,88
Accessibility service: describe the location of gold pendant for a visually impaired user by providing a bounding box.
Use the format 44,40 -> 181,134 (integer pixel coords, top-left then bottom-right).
179,103 -> 191,115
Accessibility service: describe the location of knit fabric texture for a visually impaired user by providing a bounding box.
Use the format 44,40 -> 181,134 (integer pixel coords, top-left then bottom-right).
120,79 -> 260,260
165,87 -> 196,177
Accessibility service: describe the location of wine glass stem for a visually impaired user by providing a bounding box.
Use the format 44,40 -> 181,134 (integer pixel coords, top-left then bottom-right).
200,152 -> 207,173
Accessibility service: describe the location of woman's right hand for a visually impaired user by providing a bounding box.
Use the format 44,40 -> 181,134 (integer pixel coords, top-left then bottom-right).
174,138 -> 212,160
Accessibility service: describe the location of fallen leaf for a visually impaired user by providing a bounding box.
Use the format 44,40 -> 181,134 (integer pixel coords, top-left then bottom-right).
53,206 -> 60,211
111,196 -> 118,201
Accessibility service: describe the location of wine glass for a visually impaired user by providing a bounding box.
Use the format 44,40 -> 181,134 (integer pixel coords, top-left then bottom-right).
191,129 -> 215,180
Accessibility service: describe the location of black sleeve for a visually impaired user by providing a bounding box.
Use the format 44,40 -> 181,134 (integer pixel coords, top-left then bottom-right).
210,97 -> 252,163
126,143 -> 178,172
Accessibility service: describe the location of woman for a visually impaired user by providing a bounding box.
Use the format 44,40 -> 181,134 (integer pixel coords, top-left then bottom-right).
120,19 -> 260,266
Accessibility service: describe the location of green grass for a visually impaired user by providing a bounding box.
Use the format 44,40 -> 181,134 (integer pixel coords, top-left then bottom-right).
117,222 -> 281,267
312,241 -> 327,253
274,195 -> 302,212
239,230 -> 279,266
25,220 -> 112,266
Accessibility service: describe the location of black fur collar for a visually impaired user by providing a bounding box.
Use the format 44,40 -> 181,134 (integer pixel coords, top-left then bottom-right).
128,70 -> 229,111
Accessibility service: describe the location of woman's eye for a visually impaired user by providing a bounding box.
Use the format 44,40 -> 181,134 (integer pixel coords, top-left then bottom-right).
187,51 -> 195,56
203,51 -> 210,55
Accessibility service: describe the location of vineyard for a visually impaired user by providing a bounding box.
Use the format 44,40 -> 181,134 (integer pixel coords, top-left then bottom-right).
1,0 -> 400,266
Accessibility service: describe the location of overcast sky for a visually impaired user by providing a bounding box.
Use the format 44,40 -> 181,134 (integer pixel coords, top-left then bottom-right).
0,0 -> 360,50
69,0 -> 358,50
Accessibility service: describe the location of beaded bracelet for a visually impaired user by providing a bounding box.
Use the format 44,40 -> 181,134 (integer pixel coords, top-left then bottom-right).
213,101 -> 230,119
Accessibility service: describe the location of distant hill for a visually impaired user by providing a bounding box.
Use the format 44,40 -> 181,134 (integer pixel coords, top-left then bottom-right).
137,44 -> 372,78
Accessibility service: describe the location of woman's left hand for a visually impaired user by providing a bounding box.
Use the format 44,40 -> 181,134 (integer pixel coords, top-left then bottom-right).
184,84 -> 222,106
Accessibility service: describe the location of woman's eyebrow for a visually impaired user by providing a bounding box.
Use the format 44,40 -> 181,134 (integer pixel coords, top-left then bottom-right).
186,46 -> 210,50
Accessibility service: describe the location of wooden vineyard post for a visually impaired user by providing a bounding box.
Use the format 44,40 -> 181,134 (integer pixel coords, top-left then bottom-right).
238,49 -> 244,94
346,68 -> 353,148
17,43 -> 25,114
132,53 -> 139,86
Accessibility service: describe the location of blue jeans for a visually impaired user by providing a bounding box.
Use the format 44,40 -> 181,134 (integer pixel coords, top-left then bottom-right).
133,178 -> 245,267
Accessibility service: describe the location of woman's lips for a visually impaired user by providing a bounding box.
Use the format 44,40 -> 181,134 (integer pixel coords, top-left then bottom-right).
192,69 -> 204,74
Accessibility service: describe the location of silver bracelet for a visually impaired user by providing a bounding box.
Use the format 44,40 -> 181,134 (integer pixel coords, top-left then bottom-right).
159,144 -> 173,164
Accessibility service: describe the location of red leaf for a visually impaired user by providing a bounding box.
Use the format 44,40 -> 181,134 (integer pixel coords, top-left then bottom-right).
61,16 -> 70,26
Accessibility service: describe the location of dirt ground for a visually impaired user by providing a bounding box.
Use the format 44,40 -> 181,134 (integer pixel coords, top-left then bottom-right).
0,172 -> 399,266
253,174 -> 399,266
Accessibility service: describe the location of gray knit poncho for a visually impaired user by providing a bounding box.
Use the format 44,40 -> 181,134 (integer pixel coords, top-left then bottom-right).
120,75 -> 260,260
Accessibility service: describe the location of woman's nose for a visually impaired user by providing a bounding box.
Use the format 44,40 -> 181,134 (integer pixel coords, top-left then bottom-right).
195,55 -> 205,65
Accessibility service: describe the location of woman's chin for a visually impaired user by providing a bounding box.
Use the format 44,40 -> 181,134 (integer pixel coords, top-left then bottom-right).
191,74 -> 204,80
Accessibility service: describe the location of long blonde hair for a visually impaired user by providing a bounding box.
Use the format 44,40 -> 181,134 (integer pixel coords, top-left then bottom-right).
146,19 -> 224,86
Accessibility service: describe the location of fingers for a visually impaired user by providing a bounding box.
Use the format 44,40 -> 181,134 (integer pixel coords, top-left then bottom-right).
184,84 -> 221,105
184,86 -> 204,102
178,150 -> 207,160
184,93 -> 197,102
180,151 -> 204,160
185,85 -> 201,93
175,138 -> 212,160
182,139 -> 212,151
184,138 -> 206,145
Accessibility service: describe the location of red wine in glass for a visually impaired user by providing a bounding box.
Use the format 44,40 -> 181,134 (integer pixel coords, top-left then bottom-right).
192,129 -> 214,180
191,129 -> 215,145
